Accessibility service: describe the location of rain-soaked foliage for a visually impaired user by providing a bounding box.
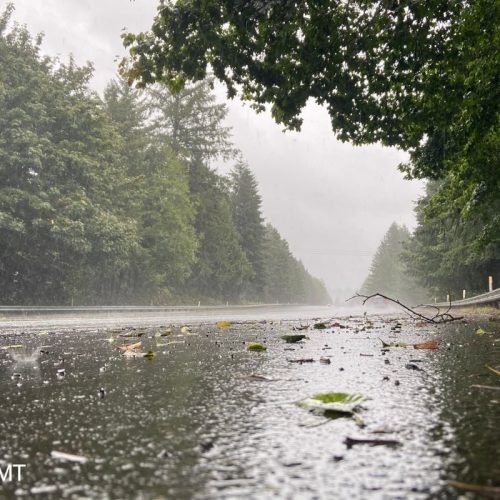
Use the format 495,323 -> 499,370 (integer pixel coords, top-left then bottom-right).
0,7 -> 329,306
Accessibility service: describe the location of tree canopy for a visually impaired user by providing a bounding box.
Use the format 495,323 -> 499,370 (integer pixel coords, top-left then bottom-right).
123,1 -> 499,235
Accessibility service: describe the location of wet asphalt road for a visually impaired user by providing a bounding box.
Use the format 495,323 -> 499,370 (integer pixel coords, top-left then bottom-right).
0,309 -> 499,499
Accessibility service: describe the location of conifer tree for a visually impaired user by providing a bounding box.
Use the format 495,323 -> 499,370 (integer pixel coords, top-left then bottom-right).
184,160 -> 252,302
230,163 -> 266,299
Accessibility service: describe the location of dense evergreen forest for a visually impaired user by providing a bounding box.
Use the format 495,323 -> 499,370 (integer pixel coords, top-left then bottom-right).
403,182 -> 500,300
363,204 -> 499,304
361,223 -> 429,305
128,0 -> 499,305
0,9 -> 330,306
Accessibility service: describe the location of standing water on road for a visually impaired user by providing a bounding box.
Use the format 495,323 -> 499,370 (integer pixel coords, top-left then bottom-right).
0,312 -> 499,498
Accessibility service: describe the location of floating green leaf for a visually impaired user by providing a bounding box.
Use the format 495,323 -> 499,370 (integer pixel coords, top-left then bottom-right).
216,320 -> 231,328
475,327 -> 487,335
247,342 -> 266,351
281,335 -> 306,343
155,327 -> 172,337
313,322 -> 327,330
298,392 -> 367,416
143,351 -> 155,360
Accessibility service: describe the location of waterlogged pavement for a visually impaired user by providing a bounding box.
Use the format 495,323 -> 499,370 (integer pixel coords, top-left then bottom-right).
0,312 -> 499,499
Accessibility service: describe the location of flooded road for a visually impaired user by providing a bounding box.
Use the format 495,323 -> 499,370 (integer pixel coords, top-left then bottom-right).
0,310 -> 499,499
0,305 -> 338,333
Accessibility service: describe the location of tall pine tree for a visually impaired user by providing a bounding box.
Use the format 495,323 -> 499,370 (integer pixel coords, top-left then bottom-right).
230,163 -> 266,299
184,160 -> 252,303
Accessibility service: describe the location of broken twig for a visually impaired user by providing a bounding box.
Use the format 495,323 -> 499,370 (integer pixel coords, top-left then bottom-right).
346,293 -> 463,324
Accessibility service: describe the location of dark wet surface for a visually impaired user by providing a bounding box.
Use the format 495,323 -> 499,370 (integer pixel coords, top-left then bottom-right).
0,312 -> 499,499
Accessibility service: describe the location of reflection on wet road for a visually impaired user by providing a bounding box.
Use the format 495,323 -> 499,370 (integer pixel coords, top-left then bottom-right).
0,311 -> 499,498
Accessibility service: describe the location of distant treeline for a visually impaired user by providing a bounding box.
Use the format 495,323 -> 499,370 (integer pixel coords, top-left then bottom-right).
360,223 -> 429,305
0,10 -> 330,306
362,206 -> 500,304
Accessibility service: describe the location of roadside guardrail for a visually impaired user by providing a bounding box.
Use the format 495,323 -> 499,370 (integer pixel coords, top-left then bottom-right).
427,288 -> 500,309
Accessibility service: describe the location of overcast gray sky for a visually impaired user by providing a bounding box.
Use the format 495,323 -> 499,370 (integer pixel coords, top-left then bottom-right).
6,0 -> 425,298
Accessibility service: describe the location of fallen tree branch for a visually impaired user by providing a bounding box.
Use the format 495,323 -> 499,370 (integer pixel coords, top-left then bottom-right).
346,292 -> 463,324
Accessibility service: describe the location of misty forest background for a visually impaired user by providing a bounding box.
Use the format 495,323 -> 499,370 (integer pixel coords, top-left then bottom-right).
0,11 -> 329,306
1,5 -> 499,307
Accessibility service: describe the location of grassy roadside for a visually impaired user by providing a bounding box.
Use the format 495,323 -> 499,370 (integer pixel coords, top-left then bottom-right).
454,305 -> 500,321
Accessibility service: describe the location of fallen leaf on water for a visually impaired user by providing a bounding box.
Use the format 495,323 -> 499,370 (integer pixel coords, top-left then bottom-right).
413,339 -> 439,350
298,392 -> 366,416
486,365 -> 500,376
216,321 -> 231,328
180,326 -> 190,333
0,345 -> 24,350
313,322 -> 327,330
320,357 -> 331,364
154,327 -> 171,337
281,335 -> 306,343
143,351 -> 155,360
247,342 -> 266,351
117,341 -> 141,352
